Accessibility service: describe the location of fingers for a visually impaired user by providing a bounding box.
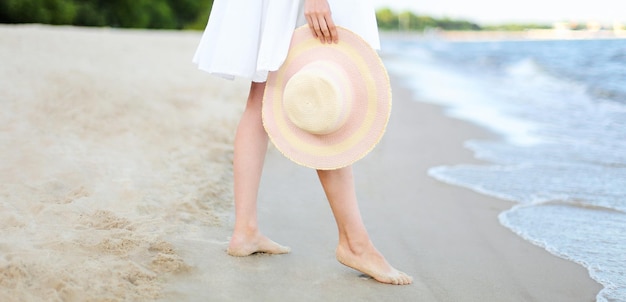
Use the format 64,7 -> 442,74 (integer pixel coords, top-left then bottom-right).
317,17 -> 332,44
307,15 -> 338,44
325,17 -> 338,44
305,15 -> 321,41
304,0 -> 338,44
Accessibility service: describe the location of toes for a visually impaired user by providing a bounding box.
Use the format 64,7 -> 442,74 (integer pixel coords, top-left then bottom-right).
389,272 -> 413,285
259,239 -> 291,254
268,245 -> 291,254
227,235 -> 290,256
400,273 -> 413,285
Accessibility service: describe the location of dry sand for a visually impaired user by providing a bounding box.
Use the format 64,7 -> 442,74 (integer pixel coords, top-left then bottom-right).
0,24 -> 601,301
0,24 -> 244,301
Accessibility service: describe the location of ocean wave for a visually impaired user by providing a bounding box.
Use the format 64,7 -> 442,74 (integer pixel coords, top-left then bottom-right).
500,203 -> 626,302
392,37 -> 626,302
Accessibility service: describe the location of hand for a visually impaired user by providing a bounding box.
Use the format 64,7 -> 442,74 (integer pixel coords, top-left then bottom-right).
304,0 -> 338,44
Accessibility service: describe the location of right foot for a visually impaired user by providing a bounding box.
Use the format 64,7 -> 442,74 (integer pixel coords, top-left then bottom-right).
336,243 -> 413,285
227,232 -> 291,257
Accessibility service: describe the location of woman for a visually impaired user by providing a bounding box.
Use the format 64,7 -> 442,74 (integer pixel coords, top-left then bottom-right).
193,0 -> 412,285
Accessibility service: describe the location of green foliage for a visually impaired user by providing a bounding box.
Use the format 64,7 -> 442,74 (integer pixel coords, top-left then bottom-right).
375,8 -> 398,30
376,8 -> 481,31
74,1 -> 106,26
483,23 -> 551,31
0,0 -> 214,29
0,2 -> 545,32
0,0 -> 76,24
437,18 -> 481,31
376,8 -> 555,32
179,0 -> 213,30
167,0 -> 208,28
44,0 -> 78,25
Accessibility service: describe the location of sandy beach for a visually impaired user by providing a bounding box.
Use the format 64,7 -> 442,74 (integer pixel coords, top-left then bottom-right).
0,24 -> 602,301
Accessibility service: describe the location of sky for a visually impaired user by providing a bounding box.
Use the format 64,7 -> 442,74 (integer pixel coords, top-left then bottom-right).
370,0 -> 626,24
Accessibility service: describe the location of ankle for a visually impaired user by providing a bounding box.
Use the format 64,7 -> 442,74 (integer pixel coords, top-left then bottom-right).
232,224 -> 260,238
338,237 -> 373,256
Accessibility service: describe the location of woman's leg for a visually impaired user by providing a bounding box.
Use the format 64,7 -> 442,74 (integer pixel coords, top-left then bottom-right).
227,82 -> 290,256
317,167 -> 412,285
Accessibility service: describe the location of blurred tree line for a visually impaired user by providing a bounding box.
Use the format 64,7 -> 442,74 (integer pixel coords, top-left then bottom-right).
376,8 -> 481,31
1,2 -> 546,32
482,23 -> 551,31
0,0 -> 213,29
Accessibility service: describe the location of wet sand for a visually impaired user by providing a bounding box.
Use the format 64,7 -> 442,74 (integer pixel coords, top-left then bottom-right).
0,24 -> 601,301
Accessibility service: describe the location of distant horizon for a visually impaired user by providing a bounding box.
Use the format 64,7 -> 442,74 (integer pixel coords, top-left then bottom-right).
370,0 -> 626,25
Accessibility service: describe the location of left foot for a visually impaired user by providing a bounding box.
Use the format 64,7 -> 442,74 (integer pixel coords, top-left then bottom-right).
336,243 -> 413,285
227,231 -> 291,257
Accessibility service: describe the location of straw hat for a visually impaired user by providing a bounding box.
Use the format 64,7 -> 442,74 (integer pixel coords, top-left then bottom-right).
262,26 -> 391,170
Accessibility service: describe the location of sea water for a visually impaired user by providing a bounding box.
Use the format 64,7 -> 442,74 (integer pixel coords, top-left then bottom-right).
380,35 -> 626,302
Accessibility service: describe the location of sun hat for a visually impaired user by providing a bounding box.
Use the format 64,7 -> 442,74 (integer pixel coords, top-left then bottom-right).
262,25 -> 391,170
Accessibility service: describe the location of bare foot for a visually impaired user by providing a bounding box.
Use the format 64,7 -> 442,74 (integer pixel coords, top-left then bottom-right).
336,243 -> 413,285
227,231 -> 291,257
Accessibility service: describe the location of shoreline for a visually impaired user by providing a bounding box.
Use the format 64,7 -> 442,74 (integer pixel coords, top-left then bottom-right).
163,73 -> 604,301
0,24 -> 602,301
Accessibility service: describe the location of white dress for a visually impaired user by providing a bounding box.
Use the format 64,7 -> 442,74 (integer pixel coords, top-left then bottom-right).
192,0 -> 380,82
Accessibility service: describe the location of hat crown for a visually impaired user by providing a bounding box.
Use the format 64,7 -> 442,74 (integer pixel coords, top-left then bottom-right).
262,26 -> 391,170
282,61 -> 352,135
